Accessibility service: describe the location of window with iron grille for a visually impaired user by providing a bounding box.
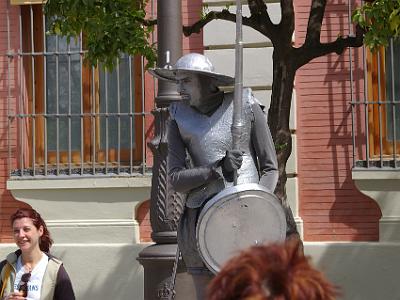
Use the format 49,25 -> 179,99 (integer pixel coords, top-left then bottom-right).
364,40 -> 400,165
8,5 -> 150,177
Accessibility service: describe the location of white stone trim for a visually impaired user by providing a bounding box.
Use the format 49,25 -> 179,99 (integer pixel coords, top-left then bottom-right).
47,220 -> 141,244
7,176 -> 152,190
294,217 -> 304,240
379,216 -> 400,242
47,219 -> 139,227
352,169 -> 400,242
352,170 -> 400,180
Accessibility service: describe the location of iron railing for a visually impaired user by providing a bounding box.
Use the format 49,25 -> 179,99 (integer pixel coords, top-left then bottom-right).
350,38 -> 400,169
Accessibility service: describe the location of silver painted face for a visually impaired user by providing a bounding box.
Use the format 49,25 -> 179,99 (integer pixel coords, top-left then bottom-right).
176,73 -> 202,107
176,72 -> 218,109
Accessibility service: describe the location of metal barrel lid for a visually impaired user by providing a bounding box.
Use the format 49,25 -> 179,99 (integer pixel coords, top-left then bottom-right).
196,183 -> 287,274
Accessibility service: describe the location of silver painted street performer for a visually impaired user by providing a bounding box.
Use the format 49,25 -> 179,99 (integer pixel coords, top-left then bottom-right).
150,53 -> 299,277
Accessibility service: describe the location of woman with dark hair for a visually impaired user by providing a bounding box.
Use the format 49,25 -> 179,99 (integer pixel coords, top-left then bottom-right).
0,208 -> 75,300
207,240 -> 338,300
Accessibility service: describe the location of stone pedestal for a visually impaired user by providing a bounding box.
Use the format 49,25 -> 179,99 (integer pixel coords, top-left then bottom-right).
353,169 -> 400,241
138,243 -> 212,300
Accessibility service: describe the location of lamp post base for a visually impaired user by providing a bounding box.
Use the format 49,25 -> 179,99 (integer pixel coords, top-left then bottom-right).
138,243 -> 213,300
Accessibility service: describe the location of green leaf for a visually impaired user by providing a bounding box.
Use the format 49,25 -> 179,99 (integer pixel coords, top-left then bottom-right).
54,23 -> 61,35
44,0 -> 156,70
201,4 -> 209,20
353,0 -> 400,49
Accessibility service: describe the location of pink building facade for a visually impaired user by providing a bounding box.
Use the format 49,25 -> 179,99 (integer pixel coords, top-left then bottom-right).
1,0 -> 400,298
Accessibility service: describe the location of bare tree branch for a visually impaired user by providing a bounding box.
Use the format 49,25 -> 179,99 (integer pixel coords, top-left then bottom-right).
248,0 -> 277,40
305,0 -> 327,46
183,9 -> 236,36
318,28 -> 364,55
279,0 -> 295,41
142,18 -> 157,27
294,24 -> 365,69
248,0 -> 268,16
183,9 -> 274,39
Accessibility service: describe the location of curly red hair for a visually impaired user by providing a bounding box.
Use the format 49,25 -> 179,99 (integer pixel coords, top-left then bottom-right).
10,208 -> 53,253
207,240 -> 338,300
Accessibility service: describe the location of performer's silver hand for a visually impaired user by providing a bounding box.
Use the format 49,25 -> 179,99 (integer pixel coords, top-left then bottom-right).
222,150 -> 244,172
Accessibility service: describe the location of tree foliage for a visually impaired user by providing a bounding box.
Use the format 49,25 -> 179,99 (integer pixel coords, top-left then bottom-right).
353,0 -> 400,50
44,0 -> 157,69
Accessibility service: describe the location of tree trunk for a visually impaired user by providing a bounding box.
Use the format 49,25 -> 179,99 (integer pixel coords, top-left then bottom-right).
268,49 -> 298,234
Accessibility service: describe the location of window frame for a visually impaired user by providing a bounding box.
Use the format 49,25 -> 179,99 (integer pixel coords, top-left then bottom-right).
20,4 -> 144,171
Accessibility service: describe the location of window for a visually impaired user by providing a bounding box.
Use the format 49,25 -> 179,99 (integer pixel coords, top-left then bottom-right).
13,5 -> 146,176
384,42 -> 400,142
365,40 -> 400,160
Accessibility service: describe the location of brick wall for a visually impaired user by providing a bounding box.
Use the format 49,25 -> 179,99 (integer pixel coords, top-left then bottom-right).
182,0 -> 204,54
137,200 -> 152,243
295,0 -> 381,241
0,1 -> 31,243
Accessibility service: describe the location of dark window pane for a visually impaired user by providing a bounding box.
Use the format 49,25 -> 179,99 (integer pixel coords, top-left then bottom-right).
45,23 -> 82,152
99,54 -> 135,152
385,40 -> 400,141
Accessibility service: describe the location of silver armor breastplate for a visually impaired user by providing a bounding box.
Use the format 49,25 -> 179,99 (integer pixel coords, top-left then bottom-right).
170,88 -> 260,192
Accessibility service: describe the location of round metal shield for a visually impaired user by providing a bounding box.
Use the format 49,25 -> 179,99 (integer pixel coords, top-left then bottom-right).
196,183 -> 286,274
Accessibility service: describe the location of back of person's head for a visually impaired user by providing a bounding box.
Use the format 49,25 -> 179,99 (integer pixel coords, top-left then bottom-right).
10,208 -> 53,253
207,240 -> 338,300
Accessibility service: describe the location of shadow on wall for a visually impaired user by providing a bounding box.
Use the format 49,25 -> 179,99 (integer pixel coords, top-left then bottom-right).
306,242 -> 400,300
52,244 -> 147,300
323,39 -> 382,240
298,0 -> 382,241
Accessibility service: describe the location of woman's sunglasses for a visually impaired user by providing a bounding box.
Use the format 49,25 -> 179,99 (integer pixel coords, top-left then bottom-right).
18,272 -> 31,297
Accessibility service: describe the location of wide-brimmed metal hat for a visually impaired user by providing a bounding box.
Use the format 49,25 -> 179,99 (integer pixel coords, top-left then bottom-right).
149,53 -> 234,86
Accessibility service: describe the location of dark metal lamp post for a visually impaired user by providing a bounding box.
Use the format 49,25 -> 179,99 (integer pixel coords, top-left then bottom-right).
137,1 -> 186,299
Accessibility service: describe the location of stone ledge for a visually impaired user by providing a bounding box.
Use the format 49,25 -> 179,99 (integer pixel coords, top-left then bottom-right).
352,169 -> 400,180
352,169 -> 400,242
46,219 -> 140,243
7,176 -> 152,190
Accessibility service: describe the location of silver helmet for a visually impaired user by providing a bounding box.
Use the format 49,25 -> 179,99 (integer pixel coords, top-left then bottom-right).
149,53 -> 234,86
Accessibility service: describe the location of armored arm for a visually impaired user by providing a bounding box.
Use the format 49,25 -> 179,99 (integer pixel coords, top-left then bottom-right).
251,102 -> 279,192
168,119 -> 221,193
